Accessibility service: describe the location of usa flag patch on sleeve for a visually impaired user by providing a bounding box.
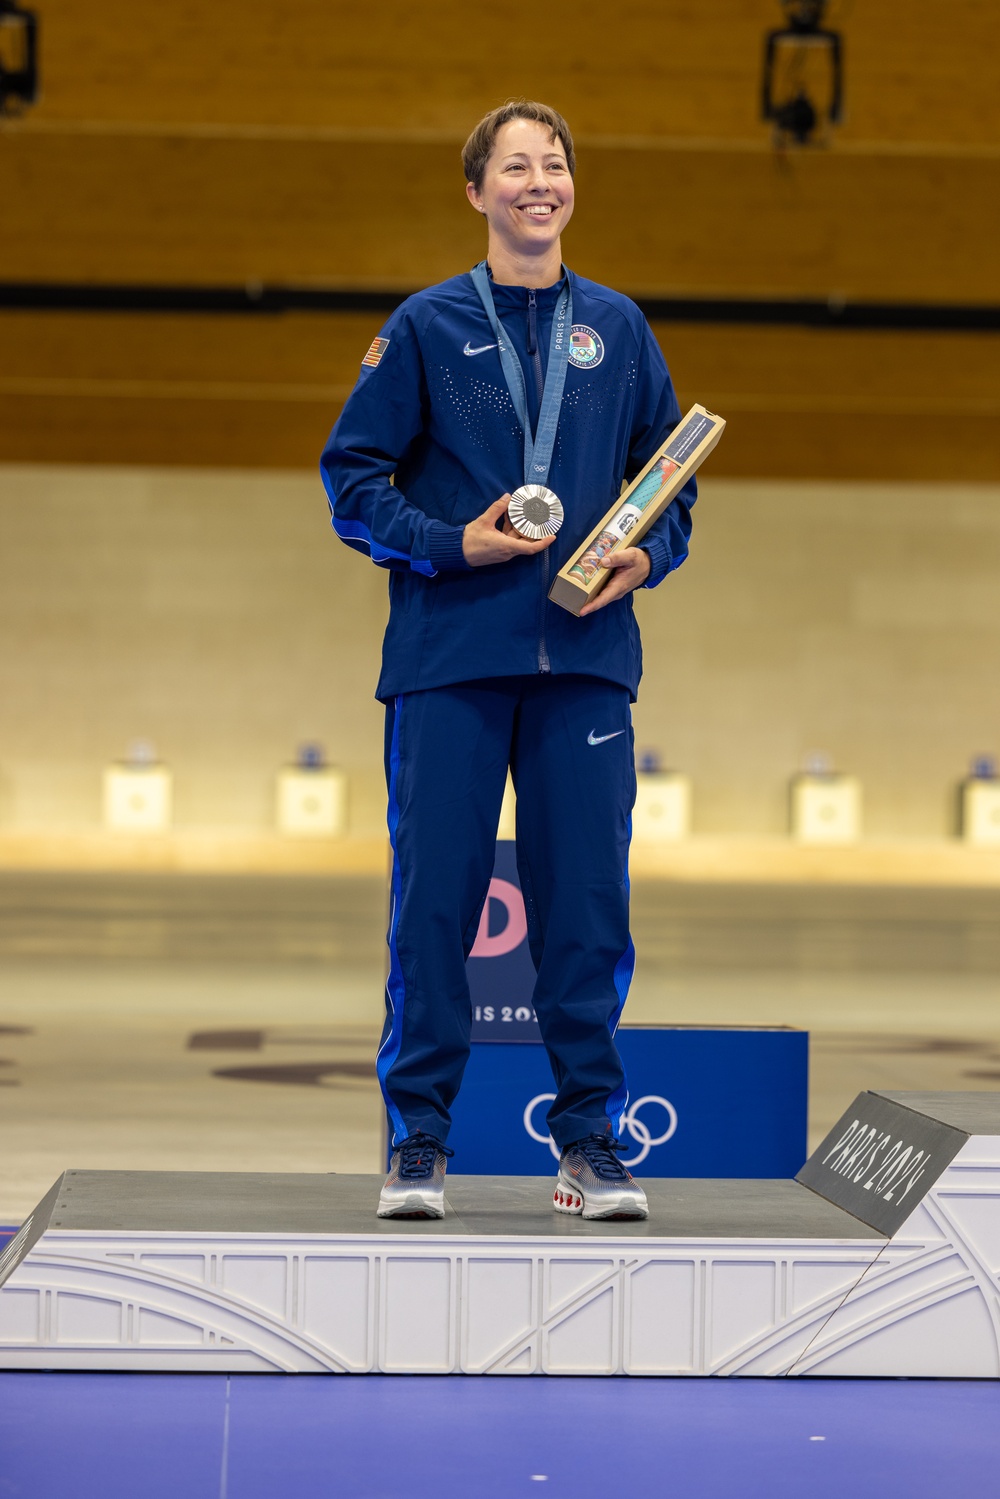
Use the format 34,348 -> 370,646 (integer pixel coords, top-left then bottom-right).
362,337 -> 390,368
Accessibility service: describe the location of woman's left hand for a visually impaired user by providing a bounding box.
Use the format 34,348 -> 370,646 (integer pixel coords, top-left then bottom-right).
578,547 -> 652,616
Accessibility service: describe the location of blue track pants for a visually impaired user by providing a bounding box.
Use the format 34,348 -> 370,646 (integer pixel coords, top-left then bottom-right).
380,674 -> 636,1151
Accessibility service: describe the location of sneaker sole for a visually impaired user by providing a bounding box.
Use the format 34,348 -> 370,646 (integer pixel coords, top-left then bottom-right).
553,1172 -> 648,1221
553,1178 -> 585,1215
376,1190 -> 445,1219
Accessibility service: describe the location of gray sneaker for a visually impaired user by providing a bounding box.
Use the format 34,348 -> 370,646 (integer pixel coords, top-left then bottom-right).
554,1131 -> 649,1220
377,1132 -> 453,1219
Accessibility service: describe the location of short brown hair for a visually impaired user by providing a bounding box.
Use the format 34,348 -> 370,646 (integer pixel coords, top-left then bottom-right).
462,101 -> 575,190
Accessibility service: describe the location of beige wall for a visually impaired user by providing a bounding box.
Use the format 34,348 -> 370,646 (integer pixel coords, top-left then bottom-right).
634,479 -> 1000,837
0,464 -> 389,834
1,463 -> 998,840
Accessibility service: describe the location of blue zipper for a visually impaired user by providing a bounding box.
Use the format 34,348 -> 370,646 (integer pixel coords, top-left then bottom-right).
528,289 -> 551,673
527,288 -> 544,398
538,555 -> 552,673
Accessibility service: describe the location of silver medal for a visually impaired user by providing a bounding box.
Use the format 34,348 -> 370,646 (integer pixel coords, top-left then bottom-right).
508,485 -> 564,540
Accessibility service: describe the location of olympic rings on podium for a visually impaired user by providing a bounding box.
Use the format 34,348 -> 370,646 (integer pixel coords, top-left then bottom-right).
523,1092 -> 678,1165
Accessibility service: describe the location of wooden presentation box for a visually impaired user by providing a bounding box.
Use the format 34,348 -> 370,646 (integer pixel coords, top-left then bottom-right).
549,404 -> 725,616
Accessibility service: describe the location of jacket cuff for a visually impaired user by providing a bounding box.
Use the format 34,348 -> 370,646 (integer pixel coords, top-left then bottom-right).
640,532 -> 672,589
426,521 -> 472,573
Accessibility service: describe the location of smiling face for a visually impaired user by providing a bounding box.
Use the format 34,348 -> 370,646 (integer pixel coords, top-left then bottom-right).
466,117 -> 574,279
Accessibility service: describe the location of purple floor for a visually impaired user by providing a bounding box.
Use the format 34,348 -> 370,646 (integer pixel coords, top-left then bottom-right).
0,1373 -> 998,1499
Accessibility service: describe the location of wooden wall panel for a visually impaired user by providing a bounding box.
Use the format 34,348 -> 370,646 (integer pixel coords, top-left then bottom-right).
0,309 -> 371,384
660,323 -> 1000,413
3,132 -> 1000,302
20,0 -> 1000,145
2,311 -> 997,479
3,394 -> 992,481
4,0 -> 999,481
0,392 -> 334,468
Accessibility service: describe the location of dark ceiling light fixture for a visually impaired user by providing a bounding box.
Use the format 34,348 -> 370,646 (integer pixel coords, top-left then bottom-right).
762,0 -> 843,147
0,0 -> 38,117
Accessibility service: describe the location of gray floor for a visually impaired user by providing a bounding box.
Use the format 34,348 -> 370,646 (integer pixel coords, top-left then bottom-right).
30,1169 -> 883,1242
2,872 -> 1000,1221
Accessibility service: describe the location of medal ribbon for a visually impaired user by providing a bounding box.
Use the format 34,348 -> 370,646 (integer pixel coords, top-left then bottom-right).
470,261 -> 572,489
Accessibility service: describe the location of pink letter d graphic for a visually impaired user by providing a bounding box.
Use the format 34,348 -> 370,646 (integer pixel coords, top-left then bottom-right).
469,878 -> 528,958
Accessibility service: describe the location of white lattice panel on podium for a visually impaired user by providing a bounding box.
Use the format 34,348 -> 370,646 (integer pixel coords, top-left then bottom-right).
0,1194 -> 881,1376
2,1093 -> 999,1377
792,1131 -> 1000,1377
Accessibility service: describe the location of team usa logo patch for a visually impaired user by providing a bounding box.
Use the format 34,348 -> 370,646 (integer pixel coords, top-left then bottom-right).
362,336 -> 390,369
568,325 -> 604,369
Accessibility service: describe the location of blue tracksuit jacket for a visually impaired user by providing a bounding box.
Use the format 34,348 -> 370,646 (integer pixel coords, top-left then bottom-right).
320,267 -> 696,702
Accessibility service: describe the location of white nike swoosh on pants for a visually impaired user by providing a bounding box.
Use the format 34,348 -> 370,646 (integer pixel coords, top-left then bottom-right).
587,730 -> 625,746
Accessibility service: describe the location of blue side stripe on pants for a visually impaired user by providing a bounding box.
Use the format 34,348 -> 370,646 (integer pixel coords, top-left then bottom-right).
605,810 -> 635,1137
376,694 -> 409,1145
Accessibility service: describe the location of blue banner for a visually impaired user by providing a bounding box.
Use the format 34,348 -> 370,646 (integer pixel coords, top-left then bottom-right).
445,1026 -> 808,1178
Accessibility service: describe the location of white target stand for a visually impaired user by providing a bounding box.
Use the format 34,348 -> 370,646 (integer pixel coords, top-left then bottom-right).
791,773 -> 861,845
633,771 -> 691,842
275,768 -> 346,838
962,778 -> 1000,846
102,764 -> 172,834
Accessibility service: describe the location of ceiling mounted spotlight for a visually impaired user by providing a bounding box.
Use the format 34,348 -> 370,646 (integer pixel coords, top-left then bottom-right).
762,0 -> 843,147
0,0 -> 38,117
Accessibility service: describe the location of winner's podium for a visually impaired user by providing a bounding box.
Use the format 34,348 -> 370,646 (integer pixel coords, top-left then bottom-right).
3,1092 -> 1000,1378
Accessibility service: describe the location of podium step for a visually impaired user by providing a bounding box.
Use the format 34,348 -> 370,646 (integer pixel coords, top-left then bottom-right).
2,1091 -> 999,1377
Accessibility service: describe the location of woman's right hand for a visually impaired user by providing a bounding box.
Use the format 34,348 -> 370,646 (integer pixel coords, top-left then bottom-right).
462,495 -> 556,567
